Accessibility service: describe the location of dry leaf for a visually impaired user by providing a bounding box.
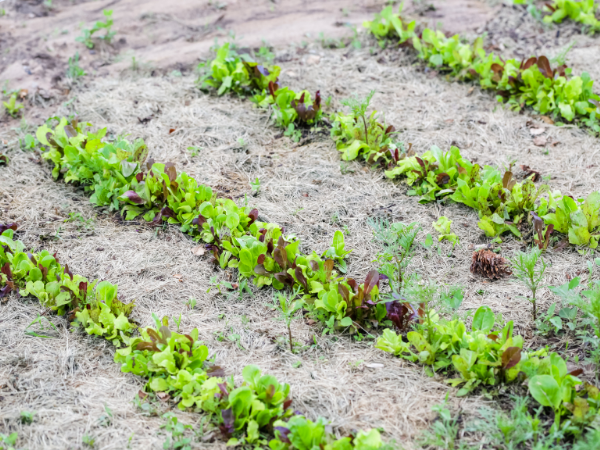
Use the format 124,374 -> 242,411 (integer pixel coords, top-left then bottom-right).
540,115 -> 554,125
18,89 -> 28,99
173,274 -> 183,281
169,128 -> 176,134
365,363 -> 384,369
466,87 -> 475,96
156,392 -> 170,402
191,246 -> 205,256
306,55 -> 321,65
533,136 -> 547,147
529,127 -> 545,136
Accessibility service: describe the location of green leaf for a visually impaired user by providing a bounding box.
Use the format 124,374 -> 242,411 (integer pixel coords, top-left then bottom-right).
340,317 -> 353,327
472,306 -> 494,332
528,374 -> 561,409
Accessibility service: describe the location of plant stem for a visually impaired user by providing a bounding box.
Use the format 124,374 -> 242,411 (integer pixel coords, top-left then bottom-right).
361,115 -> 369,147
288,323 -> 294,354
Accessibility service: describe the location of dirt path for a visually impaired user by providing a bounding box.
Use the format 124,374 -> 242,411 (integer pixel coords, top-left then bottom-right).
0,0 -> 496,94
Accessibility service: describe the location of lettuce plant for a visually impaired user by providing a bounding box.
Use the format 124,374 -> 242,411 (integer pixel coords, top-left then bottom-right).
198,42 -> 281,96
331,91 -> 404,167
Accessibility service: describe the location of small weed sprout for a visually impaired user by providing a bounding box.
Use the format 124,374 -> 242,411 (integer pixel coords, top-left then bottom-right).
511,247 -> 548,321
417,401 -> 461,450
185,298 -> 197,310
66,52 -> 86,81
284,123 -> 301,142
341,90 -> 375,147
250,177 -> 260,195
20,411 -> 35,424
369,219 -> 419,297
187,146 -> 201,157
275,286 -> 303,354
82,434 -> 95,448
161,412 -> 192,450
76,9 -> 115,49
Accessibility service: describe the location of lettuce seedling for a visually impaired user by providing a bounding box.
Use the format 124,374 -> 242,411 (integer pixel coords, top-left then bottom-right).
432,216 -> 459,247
3,93 -> 23,118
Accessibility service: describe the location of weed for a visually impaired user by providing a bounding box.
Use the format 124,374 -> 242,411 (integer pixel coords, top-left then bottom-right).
24,314 -> 58,338
274,286 -> 303,353
511,247 -> 548,321
82,434 -> 95,448
76,10 -> 115,49
256,40 -> 275,63
132,392 -> 160,417
160,412 -> 192,450
184,298 -> 197,310
66,52 -> 86,81
369,219 -> 419,297
20,411 -> 35,424
64,212 -> 95,231
418,401 -> 463,450
19,134 -> 37,150
186,146 -> 201,157
284,123 -> 302,142
250,177 -> 260,195
98,403 -> 113,427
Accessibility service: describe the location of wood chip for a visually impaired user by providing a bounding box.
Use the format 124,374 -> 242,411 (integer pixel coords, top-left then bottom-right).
191,246 -> 205,256
365,363 -> 384,369
529,127 -> 545,136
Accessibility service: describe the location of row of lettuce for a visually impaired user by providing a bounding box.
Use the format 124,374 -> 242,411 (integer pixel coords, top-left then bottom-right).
364,5 -> 600,127
35,118 -> 397,334
514,0 -> 600,32
376,305 -> 600,438
197,35 -> 600,248
0,224 -> 385,449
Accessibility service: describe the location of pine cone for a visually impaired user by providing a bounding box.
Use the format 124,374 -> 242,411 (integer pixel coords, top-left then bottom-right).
470,249 -> 512,280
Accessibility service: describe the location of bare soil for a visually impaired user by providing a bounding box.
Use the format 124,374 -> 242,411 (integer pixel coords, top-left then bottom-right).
1,1 -> 600,449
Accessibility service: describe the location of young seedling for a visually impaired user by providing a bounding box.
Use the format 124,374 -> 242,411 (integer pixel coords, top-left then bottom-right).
341,90 -> 375,147
369,219 -> 419,296
66,52 -> 86,81
511,247 -> 547,321
160,412 -> 192,450
250,177 -> 260,195
24,314 -> 58,338
76,9 -> 116,49
275,286 -> 303,354
3,93 -> 23,118
20,411 -> 35,424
